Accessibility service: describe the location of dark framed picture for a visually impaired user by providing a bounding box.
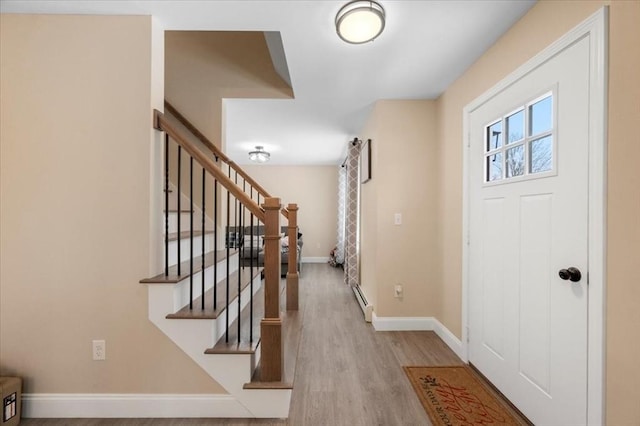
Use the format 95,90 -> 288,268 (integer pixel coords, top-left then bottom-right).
360,139 -> 372,184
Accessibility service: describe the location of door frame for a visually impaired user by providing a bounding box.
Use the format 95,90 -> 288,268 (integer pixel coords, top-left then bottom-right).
461,7 -> 608,425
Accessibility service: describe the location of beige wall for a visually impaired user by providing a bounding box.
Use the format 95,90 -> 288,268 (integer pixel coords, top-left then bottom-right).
603,2 -> 640,423
241,166 -> 338,259
165,31 -> 292,149
0,14 -> 223,394
434,2 -> 640,424
359,100 -> 440,317
165,31 -> 294,223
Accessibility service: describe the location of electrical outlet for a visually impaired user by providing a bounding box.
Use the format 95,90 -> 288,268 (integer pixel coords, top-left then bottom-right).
394,284 -> 403,298
394,213 -> 402,225
92,340 -> 106,361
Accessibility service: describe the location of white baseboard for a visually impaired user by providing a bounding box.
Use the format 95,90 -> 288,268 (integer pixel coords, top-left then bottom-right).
371,314 -> 464,360
22,393 -> 251,418
301,257 -> 329,263
432,320 -> 465,361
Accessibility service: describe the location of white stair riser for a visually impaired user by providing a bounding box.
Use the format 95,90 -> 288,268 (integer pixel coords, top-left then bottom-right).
212,274 -> 261,343
167,234 -> 215,267
166,211 -> 203,234
171,252 -> 239,312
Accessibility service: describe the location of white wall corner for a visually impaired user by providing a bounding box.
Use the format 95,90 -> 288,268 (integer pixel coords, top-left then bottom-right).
371,314 -> 463,361
432,319 -> 465,361
148,16 -> 165,277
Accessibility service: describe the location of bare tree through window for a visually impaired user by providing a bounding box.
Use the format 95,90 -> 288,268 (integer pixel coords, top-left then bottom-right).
485,94 -> 553,182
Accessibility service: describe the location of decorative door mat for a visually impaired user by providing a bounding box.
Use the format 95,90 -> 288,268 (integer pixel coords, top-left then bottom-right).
403,366 -> 522,425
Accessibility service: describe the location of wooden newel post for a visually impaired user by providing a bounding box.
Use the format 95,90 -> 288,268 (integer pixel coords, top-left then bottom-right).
260,197 -> 283,381
286,203 -> 299,311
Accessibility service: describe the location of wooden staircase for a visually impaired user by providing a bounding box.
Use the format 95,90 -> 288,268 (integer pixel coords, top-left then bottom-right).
138,103 -> 301,417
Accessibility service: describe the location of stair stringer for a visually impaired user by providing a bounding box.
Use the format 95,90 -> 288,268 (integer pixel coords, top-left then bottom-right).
146,275 -> 291,417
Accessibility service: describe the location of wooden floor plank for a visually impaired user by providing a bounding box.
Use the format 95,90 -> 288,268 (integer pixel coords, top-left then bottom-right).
23,264 -> 528,426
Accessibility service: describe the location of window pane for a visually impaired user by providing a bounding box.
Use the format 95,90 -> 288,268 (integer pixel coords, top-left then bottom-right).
530,136 -> 553,173
529,96 -> 553,136
486,153 -> 503,182
506,110 -> 524,144
506,145 -> 525,177
486,121 -> 502,151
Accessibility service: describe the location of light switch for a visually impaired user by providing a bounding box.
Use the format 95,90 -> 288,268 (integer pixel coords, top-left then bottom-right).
394,213 -> 402,225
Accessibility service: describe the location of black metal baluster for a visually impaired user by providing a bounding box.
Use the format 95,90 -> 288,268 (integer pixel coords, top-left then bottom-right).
235,170 -> 241,343
214,163 -> 218,311
189,157 -> 194,310
201,168 -> 205,310
177,146 -> 182,276
238,202 -> 242,343
249,187 -> 254,343
225,164 -> 231,342
242,180 -> 247,270
164,134 -> 169,277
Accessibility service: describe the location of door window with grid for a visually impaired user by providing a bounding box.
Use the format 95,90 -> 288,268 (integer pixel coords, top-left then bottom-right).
485,91 -> 555,184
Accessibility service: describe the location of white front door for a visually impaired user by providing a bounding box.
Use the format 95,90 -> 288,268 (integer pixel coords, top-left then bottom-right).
468,36 -> 590,425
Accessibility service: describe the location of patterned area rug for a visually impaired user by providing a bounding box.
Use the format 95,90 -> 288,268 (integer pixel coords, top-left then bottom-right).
404,366 -> 521,426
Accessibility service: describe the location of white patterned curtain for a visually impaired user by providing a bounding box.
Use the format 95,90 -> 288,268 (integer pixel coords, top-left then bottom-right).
344,139 -> 361,287
335,165 -> 347,265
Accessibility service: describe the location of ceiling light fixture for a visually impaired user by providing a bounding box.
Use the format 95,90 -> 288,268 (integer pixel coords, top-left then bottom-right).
248,146 -> 270,163
335,0 -> 385,44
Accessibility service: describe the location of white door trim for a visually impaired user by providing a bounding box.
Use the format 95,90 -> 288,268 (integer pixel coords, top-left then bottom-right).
461,7 -> 608,425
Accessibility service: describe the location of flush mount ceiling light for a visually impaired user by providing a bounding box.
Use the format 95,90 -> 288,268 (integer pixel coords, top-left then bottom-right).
335,0 -> 386,44
248,146 -> 270,163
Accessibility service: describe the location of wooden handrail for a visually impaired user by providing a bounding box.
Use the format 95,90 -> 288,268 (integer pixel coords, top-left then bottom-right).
164,101 -> 229,163
154,109 -> 265,222
163,102 -> 292,223
164,101 -> 272,198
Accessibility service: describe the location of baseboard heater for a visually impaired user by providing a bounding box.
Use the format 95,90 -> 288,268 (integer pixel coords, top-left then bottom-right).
352,285 -> 373,322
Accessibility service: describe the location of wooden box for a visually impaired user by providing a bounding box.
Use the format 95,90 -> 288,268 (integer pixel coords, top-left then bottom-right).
0,377 -> 21,426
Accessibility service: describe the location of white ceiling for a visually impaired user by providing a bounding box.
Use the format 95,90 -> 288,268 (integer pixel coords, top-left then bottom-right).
0,0 -> 536,165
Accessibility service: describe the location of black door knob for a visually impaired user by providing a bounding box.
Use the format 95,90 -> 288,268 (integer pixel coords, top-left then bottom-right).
559,267 -> 582,282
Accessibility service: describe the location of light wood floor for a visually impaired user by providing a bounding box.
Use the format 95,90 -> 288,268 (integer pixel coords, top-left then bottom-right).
23,264 -> 526,426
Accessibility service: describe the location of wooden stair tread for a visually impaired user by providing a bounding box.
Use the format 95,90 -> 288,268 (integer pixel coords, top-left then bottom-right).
166,267 -> 263,320
205,286 -> 264,355
165,209 -> 194,213
244,278 -> 302,390
166,230 -> 214,242
139,249 -> 236,284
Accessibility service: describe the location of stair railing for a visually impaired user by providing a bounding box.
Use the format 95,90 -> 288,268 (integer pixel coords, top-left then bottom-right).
164,100 -> 299,311
154,109 -> 285,381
